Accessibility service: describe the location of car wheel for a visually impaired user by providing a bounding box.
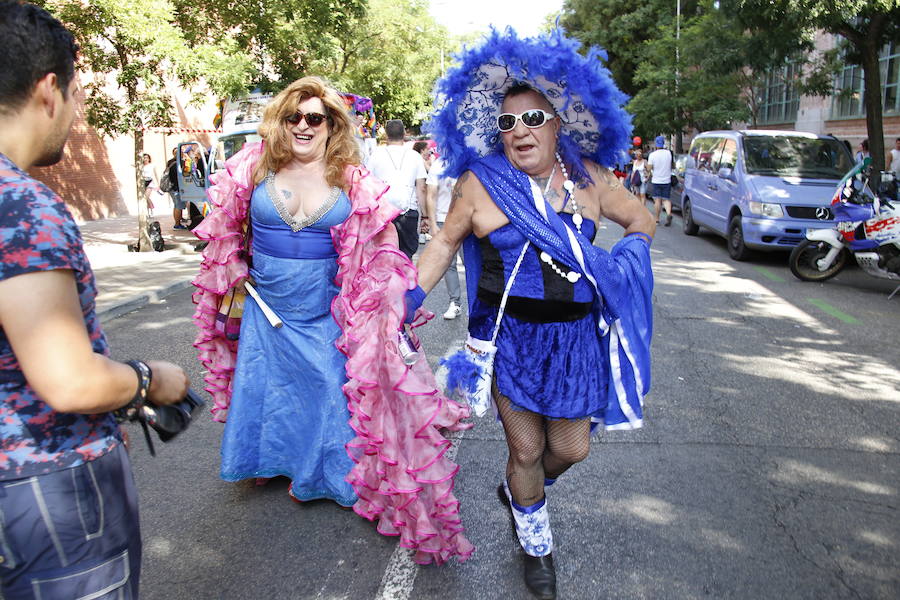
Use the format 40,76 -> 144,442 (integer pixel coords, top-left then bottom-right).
727,214 -> 751,261
682,199 -> 699,236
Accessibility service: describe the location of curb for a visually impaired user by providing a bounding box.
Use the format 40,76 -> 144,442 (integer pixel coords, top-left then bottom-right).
97,278 -> 195,324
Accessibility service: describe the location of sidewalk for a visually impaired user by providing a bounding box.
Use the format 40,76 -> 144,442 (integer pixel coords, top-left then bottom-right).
80,208 -> 204,323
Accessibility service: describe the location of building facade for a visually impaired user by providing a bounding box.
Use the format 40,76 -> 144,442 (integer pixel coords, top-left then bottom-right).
752,31 -> 900,157
29,74 -> 219,224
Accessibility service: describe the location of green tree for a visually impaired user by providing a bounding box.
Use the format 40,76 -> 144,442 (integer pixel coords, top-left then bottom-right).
313,0 -> 450,126
186,0 -> 368,89
39,0 -> 253,250
190,0 -> 446,126
563,0 -> 819,151
734,0 -> 900,169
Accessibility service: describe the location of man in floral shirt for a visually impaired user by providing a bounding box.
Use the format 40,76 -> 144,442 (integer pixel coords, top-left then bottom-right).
0,3 -> 190,598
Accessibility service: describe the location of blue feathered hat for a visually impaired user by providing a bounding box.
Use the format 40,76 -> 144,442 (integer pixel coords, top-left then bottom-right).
427,27 -> 632,180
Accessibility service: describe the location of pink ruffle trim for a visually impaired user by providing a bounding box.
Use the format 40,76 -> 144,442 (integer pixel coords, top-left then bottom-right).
190,143 -> 261,422
333,166 -> 474,565
191,147 -> 474,564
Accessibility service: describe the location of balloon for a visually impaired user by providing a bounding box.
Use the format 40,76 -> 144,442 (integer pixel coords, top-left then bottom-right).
633,136 -> 642,146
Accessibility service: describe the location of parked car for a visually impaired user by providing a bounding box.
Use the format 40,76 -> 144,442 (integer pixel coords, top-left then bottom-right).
670,153 -> 688,210
679,130 -> 854,260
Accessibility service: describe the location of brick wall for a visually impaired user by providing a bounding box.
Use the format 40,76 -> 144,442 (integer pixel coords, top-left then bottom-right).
28,76 -> 218,224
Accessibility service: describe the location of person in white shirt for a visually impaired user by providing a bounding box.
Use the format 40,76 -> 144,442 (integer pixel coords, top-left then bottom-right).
366,119 -> 427,258
425,157 -> 462,319
888,137 -> 900,178
647,135 -> 674,226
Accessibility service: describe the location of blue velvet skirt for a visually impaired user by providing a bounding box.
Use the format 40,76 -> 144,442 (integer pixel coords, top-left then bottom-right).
471,298 -> 608,420
220,251 -> 356,506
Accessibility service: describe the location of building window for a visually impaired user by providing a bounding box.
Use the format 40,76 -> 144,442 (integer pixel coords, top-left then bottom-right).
831,41 -> 900,118
758,62 -> 801,125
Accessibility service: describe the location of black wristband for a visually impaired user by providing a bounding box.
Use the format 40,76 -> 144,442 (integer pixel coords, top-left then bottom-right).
122,360 -> 152,416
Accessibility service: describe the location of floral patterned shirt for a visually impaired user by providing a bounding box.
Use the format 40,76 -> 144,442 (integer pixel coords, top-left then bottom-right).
0,152 -> 119,481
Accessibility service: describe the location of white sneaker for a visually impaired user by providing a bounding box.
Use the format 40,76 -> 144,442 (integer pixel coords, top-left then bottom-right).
443,302 -> 461,320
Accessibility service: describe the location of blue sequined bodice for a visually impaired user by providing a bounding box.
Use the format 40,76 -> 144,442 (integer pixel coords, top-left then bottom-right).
250,183 -> 351,259
478,213 -> 597,304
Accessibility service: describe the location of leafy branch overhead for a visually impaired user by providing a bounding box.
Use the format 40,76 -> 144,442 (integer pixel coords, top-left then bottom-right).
562,0 -> 899,162
38,0 -> 253,136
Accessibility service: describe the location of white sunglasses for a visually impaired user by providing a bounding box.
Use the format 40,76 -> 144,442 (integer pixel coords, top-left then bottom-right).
496,109 -> 556,132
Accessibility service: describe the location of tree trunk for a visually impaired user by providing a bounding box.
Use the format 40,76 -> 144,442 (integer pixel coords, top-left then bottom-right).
134,129 -> 151,252
854,21 -> 886,173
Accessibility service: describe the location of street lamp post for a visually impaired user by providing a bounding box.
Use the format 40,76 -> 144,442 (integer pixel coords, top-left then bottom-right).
675,0 -> 682,153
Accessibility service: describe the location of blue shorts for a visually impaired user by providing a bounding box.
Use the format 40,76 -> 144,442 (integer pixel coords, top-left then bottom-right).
652,182 -> 671,199
172,190 -> 186,210
0,444 -> 141,599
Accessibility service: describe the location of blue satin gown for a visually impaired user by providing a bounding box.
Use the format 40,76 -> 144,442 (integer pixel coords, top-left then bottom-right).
220,183 -> 357,506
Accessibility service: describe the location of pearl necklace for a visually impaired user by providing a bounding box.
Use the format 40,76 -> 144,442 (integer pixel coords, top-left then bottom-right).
537,153 -> 583,284
556,151 -> 582,234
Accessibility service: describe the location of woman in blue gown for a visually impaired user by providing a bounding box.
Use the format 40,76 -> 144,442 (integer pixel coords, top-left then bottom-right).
220,182 -> 356,505
215,82 -> 359,506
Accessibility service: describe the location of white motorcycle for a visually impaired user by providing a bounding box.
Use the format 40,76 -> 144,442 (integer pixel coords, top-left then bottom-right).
789,159 -> 900,296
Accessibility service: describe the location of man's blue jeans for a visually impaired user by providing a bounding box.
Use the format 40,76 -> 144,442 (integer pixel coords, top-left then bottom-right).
0,444 -> 142,599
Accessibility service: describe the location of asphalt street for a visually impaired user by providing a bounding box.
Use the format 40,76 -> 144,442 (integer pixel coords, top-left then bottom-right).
103,216 -> 900,600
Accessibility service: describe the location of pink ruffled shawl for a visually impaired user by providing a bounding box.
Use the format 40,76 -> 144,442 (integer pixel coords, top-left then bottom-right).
191,142 -> 474,565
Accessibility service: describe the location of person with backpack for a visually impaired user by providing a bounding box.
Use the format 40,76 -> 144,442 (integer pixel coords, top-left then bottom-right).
164,147 -> 187,229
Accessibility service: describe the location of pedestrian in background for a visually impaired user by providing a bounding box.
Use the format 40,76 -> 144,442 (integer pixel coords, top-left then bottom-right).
0,4 -> 190,597
141,152 -> 157,211
887,137 -> 900,177
167,146 -> 187,229
425,155 -> 463,320
191,76 -> 473,565
630,148 -> 649,205
366,119 -> 427,258
855,138 -> 870,165
648,135 -> 674,226
413,140 -> 434,243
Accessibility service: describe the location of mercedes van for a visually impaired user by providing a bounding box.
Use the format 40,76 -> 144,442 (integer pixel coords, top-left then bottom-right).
680,130 -> 854,260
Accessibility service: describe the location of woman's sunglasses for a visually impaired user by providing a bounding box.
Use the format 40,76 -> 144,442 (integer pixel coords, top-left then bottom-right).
284,111 -> 328,127
496,109 -> 556,132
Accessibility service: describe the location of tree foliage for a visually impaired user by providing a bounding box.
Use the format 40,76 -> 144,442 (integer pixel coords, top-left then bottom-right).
560,0 -> 855,150
39,0 -> 253,135
733,0 -> 900,169
311,0 -> 451,126
37,0 -> 254,249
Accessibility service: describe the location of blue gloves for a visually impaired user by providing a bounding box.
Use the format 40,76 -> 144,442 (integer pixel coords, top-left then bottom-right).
404,285 -> 426,324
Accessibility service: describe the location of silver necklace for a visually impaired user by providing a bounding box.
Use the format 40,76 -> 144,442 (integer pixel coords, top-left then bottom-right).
536,159 -> 582,284
265,171 -> 341,232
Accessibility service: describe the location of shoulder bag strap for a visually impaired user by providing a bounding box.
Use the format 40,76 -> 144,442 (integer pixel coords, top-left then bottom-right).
490,241 -> 530,344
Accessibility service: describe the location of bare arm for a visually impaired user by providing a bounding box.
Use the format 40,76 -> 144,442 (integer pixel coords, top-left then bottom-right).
416,171 -> 477,293
0,270 -> 189,413
590,163 -> 656,238
426,183 -> 439,233
415,178 -> 426,214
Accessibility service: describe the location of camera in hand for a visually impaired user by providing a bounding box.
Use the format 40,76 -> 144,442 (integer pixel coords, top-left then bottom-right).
117,388 -> 205,455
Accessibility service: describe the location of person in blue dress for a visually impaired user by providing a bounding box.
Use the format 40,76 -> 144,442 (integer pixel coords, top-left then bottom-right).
221,84 -> 357,504
192,78 -> 475,564
410,29 -> 656,598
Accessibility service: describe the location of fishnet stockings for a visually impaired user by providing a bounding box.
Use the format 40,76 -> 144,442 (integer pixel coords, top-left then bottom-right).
494,382 -> 592,507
